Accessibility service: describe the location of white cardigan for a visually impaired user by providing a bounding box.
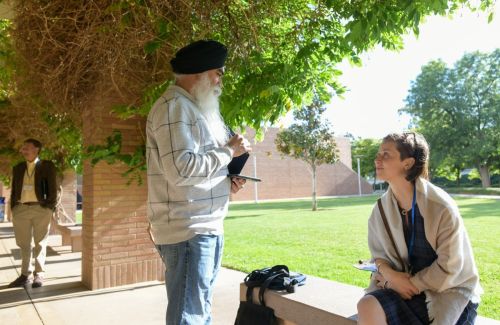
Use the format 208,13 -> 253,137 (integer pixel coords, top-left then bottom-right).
366,178 -> 482,324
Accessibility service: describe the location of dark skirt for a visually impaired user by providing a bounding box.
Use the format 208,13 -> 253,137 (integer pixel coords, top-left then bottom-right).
368,289 -> 478,325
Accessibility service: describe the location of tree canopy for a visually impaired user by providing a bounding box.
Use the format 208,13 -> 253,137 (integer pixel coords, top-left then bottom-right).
275,98 -> 338,210
351,138 -> 381,183
0,0 -> 495,180
0,18 -> 82,182
402,49 -> 500,187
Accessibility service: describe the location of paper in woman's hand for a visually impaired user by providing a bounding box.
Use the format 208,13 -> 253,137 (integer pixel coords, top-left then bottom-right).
353,260 -> 377,272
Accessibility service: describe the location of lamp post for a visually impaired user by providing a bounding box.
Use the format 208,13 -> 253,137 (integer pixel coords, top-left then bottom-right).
253,154 -> 258,203
354,155 -> 364,196
253,138 -> 259,203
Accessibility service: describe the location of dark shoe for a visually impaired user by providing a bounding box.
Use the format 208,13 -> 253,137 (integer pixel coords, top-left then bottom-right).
8,274 -> 30,288
32,274 -> 44,288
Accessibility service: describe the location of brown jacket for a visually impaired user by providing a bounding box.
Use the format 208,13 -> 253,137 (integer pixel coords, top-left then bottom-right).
11,160 -> 57,210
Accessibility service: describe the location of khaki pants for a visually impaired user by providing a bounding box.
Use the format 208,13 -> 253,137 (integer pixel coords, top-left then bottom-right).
12,204 -> 52,276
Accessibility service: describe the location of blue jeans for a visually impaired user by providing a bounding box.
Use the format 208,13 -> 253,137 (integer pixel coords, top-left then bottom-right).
157,234 -> 224,325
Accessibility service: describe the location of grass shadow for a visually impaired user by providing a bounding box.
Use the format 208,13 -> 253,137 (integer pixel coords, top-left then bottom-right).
229,195 -> 379,213
225,214 -> 265,220
457,198 -> 500,219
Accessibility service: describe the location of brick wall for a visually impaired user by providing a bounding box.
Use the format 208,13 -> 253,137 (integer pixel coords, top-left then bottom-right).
0,181 -> 11,221
0,181 -> 6,199
81,101 -> 163,290
59,169 -> 77,223
231,128 -> 372,201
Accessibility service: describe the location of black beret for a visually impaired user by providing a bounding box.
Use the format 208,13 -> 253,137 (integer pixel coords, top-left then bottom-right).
170,40 -> 228,74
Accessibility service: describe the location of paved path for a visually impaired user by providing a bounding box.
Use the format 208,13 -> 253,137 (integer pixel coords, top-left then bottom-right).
0,222 -> 244,325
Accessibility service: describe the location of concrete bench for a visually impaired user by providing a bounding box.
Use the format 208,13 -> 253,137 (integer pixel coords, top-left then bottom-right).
55,223 -> 82,252
240,275 -> 500,325
241,275 -> 362,325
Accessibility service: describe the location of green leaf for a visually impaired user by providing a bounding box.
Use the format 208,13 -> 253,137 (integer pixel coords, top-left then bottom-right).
144,40 -> 162,54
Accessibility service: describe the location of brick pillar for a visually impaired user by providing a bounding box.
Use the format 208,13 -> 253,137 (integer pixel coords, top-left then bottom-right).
82,101 -> 164,290
60,169 -> 77,223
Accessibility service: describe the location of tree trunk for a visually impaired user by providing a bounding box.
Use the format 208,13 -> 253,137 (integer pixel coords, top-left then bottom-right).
312,164 -> 317,211
478,164 -> 491,188
455,168 -> 461,187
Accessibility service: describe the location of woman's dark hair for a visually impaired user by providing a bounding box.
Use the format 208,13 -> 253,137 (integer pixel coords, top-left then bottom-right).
382,132 -> 429,182
24,138 -> 43,152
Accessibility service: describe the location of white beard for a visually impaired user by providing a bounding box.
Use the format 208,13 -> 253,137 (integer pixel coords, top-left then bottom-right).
192,74 -> 229,146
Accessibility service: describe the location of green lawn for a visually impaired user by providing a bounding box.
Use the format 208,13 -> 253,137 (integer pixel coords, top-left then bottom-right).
223,195 -> 500,320
75,210 -> 82,224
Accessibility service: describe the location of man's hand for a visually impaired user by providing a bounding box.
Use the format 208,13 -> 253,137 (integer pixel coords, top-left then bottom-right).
226,134 -> 252,157
231,177 -> 246,193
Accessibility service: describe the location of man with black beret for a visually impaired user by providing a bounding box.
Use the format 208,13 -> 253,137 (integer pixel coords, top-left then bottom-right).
146,40 -> 251,324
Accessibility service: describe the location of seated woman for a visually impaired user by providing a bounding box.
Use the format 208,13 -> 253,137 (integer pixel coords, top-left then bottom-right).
357,132 -> 482,325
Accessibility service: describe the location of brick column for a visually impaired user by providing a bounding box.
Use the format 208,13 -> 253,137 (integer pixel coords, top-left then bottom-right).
60,169 -> 77,223
82,101 -> 164,290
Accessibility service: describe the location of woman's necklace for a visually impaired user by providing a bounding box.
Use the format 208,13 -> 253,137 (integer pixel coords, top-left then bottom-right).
399,206 -> 409,225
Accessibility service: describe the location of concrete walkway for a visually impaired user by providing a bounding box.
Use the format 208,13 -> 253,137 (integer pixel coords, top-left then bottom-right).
2,221 -> 499,325
0,222 -> 244,325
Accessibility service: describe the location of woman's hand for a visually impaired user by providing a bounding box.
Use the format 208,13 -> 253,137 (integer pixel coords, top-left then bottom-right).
375,264 -> 420,300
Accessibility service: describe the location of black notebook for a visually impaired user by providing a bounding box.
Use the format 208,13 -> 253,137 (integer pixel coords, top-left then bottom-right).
227,152 -> 261,182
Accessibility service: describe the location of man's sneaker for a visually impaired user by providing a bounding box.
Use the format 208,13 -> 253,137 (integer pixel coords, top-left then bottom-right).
8,274 -> 30,288
32,273 -> 44,288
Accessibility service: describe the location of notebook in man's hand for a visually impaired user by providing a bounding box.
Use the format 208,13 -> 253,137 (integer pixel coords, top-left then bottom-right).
227,152 -> 261,182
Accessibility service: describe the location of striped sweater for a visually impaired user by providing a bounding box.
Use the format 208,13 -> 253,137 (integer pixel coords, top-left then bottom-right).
146,85 -> 233,245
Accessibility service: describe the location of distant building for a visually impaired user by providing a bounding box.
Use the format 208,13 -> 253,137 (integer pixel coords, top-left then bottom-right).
231,128 -> 372,202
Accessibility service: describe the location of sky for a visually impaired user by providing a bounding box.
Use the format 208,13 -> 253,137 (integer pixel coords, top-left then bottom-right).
279,4 -> 500,139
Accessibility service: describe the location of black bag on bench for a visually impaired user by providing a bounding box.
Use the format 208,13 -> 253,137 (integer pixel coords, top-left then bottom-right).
244,265 -> 306,293
234,265 -> 307,325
